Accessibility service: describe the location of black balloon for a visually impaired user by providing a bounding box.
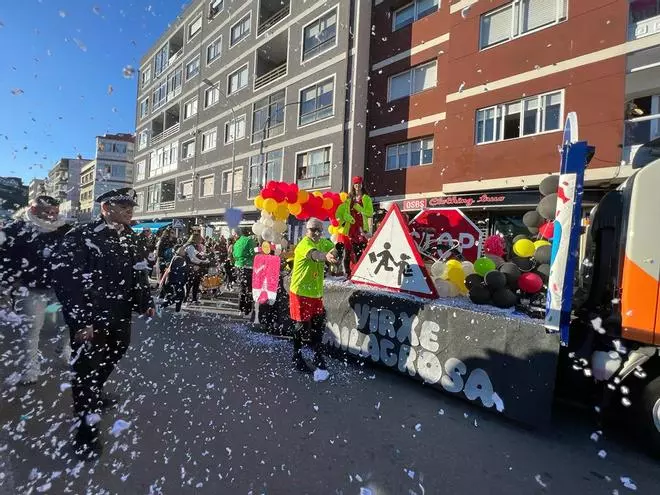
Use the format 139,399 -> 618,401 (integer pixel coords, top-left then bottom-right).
536,263 -> 551,282
513,234 -> 528,245
539,175 -> 560,197
485,253 -> 505,268
469,285 -> 491,305
537,193 -> 558,220
528,226 -> 539,235
465,273 -> 483,290
512,255 -> 535,272
534,245 -> 552,265
499,262 -> 522,288
522,210 -> 542,228
484,270 -> 507,290
491,288 -> 517,308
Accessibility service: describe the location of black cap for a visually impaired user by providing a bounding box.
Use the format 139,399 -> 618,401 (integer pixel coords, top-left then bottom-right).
95,187 -> 138,206
32,195 -> 60,207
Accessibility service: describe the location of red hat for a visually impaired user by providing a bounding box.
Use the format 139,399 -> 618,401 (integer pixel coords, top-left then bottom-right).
352,176 -> 363,184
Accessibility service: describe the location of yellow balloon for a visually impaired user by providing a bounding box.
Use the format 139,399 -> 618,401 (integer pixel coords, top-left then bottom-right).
263,198 -> 277,214
339,192 -> 349,202
446,259 -> 462,271
288,202 -> 302,216
276,203 -> 289,220
261,241 -> 272,255
328,226 -> 336,235
297,190 -> 309,204
446,265 -> 468,295
254,195 -> 264,210
313,191 -> 323,198
534,240 -> 551,249
513,238 -> 535,258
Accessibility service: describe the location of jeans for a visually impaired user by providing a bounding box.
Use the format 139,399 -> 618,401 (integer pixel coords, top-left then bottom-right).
292,310 -> 326,359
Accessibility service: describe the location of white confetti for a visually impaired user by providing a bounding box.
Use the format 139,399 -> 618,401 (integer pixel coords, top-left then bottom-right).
110,419 -> 131,437
534,474 -> 547,488
313,368 -> 329,382
620,477 -> 637,490
598,449 -> 607,459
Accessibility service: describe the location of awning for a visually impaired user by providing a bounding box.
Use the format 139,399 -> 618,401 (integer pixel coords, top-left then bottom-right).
132,221 -> 171,232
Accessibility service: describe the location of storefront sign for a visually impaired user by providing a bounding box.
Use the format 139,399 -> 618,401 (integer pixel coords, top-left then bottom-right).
402,199 -> 428,211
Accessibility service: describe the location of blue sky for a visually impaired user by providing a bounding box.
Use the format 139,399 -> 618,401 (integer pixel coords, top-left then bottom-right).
0,1 -> 184,184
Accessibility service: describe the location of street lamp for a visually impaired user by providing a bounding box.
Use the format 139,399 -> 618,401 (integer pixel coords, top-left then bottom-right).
202,78 -> 237,209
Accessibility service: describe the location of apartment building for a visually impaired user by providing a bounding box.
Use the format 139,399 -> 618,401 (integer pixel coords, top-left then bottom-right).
132,0 -> 371,230
78,134 -> 135,222
0,177 -> 28,221
365,0 -> 655,237
28,179 -> 46,203
46,157 -> 90,221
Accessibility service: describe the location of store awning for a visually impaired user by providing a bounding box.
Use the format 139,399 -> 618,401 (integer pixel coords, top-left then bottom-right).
132,221 -> 171,232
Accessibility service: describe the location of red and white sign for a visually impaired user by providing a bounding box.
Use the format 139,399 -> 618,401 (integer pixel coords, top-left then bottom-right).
409,208 -> 483,262
350,204 -> 438,299
402,198 -> 428,211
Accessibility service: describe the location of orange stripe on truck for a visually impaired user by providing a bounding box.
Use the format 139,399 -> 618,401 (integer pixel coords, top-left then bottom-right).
621,255 -> 658,344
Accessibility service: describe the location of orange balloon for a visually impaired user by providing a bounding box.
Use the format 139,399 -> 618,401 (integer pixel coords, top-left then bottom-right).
297,190 -> 309,204
288,202 -> 302,216
322,197 -> 333,210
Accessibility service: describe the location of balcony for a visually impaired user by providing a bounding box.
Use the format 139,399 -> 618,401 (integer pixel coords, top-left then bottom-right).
623,114 -> 660,167
159,201 -> 175,211
629,0 -> 660,40
255,63 -> 287,91
257,2 -> 290,36
254,32 -> 287,91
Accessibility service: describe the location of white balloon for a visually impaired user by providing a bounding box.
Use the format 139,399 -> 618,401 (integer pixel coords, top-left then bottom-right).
273,220 -> 287,233
461,261 -> 475,276
252,223 -> 264,236
330,234 -> 338,243
434,279 -> 451,297
262,227 -> 275,242
279,238 -> 289,249
446,282 -> 460,297
264,217 -> 274,228
431,261 -> 447,279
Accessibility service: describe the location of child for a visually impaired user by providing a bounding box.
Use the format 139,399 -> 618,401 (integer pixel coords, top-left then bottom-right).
162,246 -> 189,312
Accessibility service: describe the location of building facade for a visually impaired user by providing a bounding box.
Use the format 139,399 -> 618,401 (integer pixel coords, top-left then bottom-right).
365,0 -> 655,237
78,134 -> 135,222
28,179 -> 46,203
0,177 -> 28,221
132,0 -> 371,230
45,157 -> 90,222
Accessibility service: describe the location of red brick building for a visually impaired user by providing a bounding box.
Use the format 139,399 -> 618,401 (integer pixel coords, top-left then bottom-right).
365,0 -> 657,235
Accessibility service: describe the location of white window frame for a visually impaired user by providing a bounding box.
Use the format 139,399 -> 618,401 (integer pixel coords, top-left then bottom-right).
230,13 -> 251,48
135,191 -> 145,211
209,0 -> 224,19
248,149 -> 283,199
183,97 -> 198,120
138,130 -> 149,151
251,89 -> 286,144
224,114 -> 247,144
207,35 -> 222,65
139,97 -> 149,119
181,139 -> 196,159
295,145 -> 333,190
199,174 -> 215,198
201,128 -> 218,153
152,82 -> 167,110
188,15 -> 203,41
385,136 -> 434,171
301,7 -> 338,63
179,180 -> 194,200
221,167 -> 244,195
393,0 -> 439,31
136,160 -> 146,181
298,76 -> 335,128
479,0 -> 568,51
141,67 -> 151,88
227,63 -> 249,95
387,60 -> 437,102
185,57 -> 200,81
475,89 -> 564,145
204,86 -> 220,108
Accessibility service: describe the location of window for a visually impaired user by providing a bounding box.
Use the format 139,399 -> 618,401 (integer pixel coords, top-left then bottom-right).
222,168 -> 243,194
388,61 -> 437,101
186,57 -> 200,80
184,98 -> 198,120
201,128 -> 217,152
209,0 -> 223,18
248,150 -> 282,198
152,82 -> 167,110
475,90 -> 563,144
148,142 -> 179,177
154,45 -> 168,77
252,90 -> 285,142
228,65 -> 248,94
207,36 -> 222,65
141,67 -> 151,88
225,115 -> 246,144
480,0 -> 568,50
188,16 -> 202,40
393,0 -> 439,31
302,9 -> 337,61
230,14 -> 251,46
204,86 -> 220,108
299,78 -> 334,126
146,183 -> 161,211
167,66 -> 183,97
138,131 -> 148,151
182,139 -> 195,159
135,192 -> 144,211
180,180 -> 193,199
136,160 -> 146,181
200,175 -> 215,197
386,137 -> 433,171
296,147 -> 331,189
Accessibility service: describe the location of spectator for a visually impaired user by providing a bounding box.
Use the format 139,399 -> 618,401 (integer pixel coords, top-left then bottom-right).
156,228 -> 177,276
184,231 -> 207,304
233,227 -> 256,316
161,245 -> 188,312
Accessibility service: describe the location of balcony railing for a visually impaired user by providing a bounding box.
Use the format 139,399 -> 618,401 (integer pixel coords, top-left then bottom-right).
159,201 -> 176,211
257,5 -> 290,36
151,123 -> 180,145
623,114 -> 660,166
629,13 -> 660,40
254,63 -> 287,91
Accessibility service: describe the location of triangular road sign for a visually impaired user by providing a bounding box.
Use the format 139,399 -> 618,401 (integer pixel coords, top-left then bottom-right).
350,204 -> 438,299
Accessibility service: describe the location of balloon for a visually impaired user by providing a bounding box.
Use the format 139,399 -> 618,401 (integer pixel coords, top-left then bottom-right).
252,223 -> 264,236
261,241 -> 272,255
265,180 -> 278,191
285,191 -> 298,204
263,198 -> 277,214
461,261 -> 475,276
254,195 -> 264,210
261,188 -> 274,200
469,285 -> 491,305
484,235 -> 506,257
339,192 -> 349,202
273,220 -> 287,234
446,264 -> 467,294
297,190 -> 310,204
430,261 -> 446,279
491,288 -> 517,309
522,210 -> 543,228
537,193 -> 558,220
474,256 -> 496,277
534,239 -> 551,249
518,272 -> 543,293
276,203 -> 289,220
446,281 -> 460,297
465,273 -> 483,290
313,191 -> 323,197
272,189 -> 285,203
536,263 -> 551,282
322,197 -> 333,210
262,227 -> 275,242
528,226 -> 539,235
538,221 -> 554,240
539,175 -> 560,196
434,279 -> 453,297
511,255 -> 535,272
485,253 -> 505,268
484,270 -> 507,290
513,238 -> 535,258
288,202 -> 302,216
513,234 -> 529,245
330,234 -> 338,243
280,238 -> 289,250
533,244 -> 552,265
499,262 -> 522,288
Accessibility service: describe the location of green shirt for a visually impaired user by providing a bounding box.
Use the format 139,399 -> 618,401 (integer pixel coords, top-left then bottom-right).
232,235 -> 255,268
289,236 -> 334,299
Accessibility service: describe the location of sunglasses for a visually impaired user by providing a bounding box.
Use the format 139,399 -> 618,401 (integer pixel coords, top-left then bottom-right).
308,228 -> 322,233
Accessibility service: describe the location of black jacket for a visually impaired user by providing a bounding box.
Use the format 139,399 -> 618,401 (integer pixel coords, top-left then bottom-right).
0,214 -> 71,290
52,218 -> 153,331
166,255 -> 188,287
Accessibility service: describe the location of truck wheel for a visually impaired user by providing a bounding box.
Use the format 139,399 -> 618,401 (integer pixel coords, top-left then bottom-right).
639,376 -> 660,457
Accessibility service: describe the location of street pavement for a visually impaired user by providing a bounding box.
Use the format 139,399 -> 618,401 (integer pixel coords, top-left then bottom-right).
1,306 -> 660,495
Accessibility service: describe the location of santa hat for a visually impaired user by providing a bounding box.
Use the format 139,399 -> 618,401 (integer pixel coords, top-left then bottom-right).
352,176 -> 363,185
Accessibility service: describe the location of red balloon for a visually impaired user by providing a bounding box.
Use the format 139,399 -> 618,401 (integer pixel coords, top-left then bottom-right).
289,183 -> 299,195
518,272 -> 543,294
272,189 -> 285,203
261,189 -> 274,200
330,218 -> 339,227
285,191 -> 298,204
539,221 -> 554,240
266,181 -> 278,191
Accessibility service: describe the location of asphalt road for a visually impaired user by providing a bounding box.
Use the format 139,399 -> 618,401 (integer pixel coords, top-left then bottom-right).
1,309 -> 659,495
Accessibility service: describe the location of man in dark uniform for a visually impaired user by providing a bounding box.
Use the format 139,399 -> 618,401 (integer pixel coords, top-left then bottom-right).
52,188 -> 154,460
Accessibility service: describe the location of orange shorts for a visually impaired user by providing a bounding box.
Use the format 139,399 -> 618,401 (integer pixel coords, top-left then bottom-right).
289,292 -> 325,322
